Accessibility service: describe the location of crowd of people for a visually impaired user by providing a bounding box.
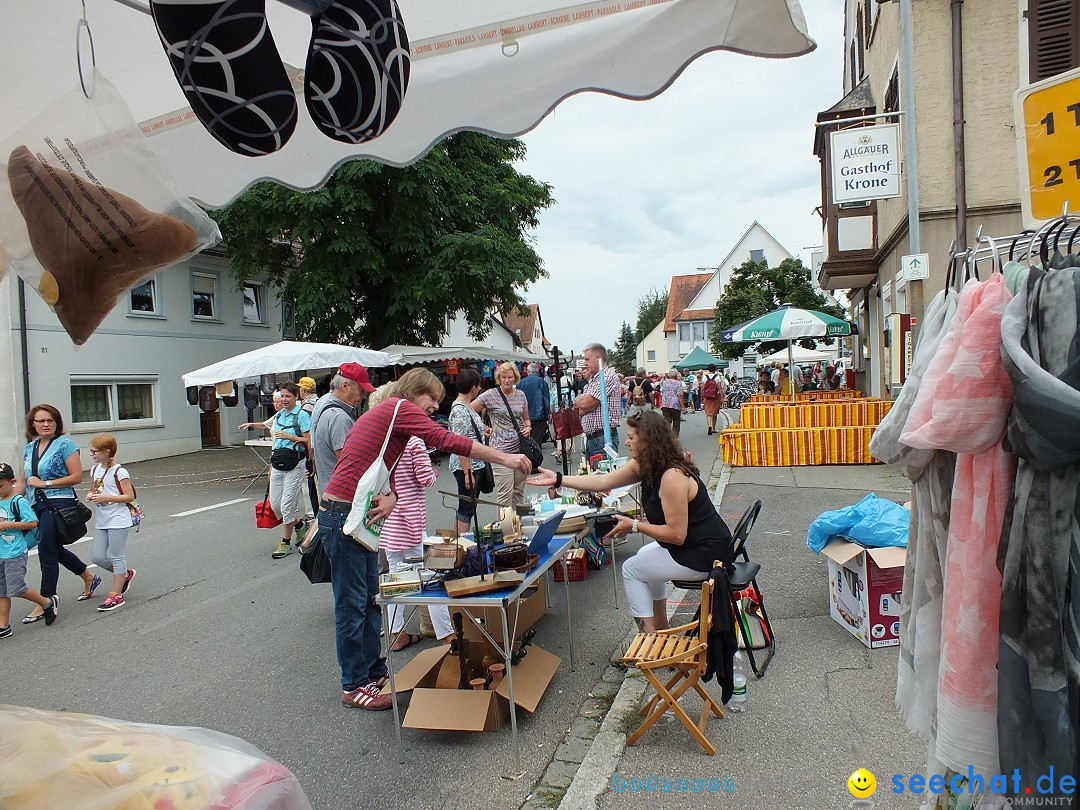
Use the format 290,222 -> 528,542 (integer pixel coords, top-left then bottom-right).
754,361 -> 844,395
1,404 -> 139,636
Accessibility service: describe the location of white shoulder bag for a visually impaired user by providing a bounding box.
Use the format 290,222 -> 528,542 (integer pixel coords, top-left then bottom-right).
342,399 -> 406,551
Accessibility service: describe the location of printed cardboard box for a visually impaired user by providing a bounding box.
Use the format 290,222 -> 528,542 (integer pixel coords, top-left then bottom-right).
820,536 -> 906,649
389,645 -> 561,732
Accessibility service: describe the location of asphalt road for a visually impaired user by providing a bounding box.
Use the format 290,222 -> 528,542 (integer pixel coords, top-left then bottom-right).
1,409 -> 724,810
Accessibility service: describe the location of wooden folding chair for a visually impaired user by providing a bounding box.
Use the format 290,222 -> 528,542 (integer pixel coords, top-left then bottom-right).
621,574 -> 724,755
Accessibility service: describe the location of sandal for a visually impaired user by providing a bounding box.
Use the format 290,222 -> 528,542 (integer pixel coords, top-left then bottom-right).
391,632 -> 421,652
77,575 -> 103,601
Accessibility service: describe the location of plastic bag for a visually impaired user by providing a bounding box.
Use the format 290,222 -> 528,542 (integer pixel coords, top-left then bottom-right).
0,73 -> 219,345
806,493 -> 910,554
0,704 -> 312,810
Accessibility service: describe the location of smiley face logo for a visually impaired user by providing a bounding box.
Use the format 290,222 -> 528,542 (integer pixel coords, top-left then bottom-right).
848,768 -> 876,798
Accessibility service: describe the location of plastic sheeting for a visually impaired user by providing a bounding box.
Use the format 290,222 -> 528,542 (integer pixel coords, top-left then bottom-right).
806,493 -> 910,554
0,705 -> 312,810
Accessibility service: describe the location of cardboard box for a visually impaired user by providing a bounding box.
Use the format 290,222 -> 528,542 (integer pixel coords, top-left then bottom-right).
390,645 -> 561,732
820,536 -> 906,649
450,575 -> 547,650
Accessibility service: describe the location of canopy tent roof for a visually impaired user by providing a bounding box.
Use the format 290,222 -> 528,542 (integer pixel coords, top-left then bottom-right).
720,305 -> 855,343
380,345 -> 547,367
182,341 -> 389,387
2,1 -> 815,208
673,346 -> 729,371
762,345 -> 835,365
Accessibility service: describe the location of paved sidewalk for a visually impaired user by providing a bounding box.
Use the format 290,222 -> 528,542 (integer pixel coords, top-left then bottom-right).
552,458 -> 929,810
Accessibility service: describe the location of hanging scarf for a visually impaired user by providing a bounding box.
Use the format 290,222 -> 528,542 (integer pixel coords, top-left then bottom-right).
869,288 -> 958,743
900,275 -> 1016,776
997,266 -> 1080,789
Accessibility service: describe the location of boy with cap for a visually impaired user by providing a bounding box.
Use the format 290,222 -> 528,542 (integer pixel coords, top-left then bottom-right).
0,462 -> 55,636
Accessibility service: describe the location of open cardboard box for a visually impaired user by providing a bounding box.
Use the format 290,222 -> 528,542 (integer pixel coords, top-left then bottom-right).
820,535 -> 906,649
389,644 -> 561,732
450,575 -> 547,654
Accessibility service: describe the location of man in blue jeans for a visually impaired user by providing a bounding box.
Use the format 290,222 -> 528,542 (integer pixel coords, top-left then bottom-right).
575,343 -> 623,466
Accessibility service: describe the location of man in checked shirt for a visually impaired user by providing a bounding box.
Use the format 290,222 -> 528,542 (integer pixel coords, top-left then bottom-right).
575,343 -> 623,467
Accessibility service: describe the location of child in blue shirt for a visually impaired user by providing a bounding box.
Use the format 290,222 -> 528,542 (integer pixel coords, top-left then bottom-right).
0,462 -> 55,636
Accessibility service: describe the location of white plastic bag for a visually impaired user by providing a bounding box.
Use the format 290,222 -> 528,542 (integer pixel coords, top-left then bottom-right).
342,399 -> 405,550
0,72 -> 219,344
0,704 -> 313,810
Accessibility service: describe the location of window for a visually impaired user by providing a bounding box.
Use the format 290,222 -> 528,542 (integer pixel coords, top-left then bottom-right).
243,281 -> 266,324
70,378 -> 159,428
750,249 -> 765,262
192,272 -> 218,319
1029,0 -> 1080,81
129,278 -> 159,315
647,350 -> 656,361
692,322 -> 706,343
883,66 -> 900,124
856,12 -> 864,80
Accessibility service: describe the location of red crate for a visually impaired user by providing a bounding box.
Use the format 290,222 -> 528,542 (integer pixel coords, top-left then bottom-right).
553,550 -> 588,582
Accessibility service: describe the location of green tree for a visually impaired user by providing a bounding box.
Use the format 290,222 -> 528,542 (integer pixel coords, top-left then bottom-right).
710,258 -> 847,359
212,133 -> 554,348
635,288 -> 669,344
610,321 -> 637,375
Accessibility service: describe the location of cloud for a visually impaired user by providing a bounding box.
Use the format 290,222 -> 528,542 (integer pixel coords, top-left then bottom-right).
518,0 -> 844,356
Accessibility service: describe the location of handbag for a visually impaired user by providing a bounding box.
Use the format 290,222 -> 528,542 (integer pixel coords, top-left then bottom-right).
30,441 -> 90,545
551,407 -> 584,440
299,535 -> 333,584
342,399 -> 407,551
496,388 -> 544,474
255,483 -> 282,529
109,466 -> 144,530
269,411 -> 305,471
458,403 -> 495,494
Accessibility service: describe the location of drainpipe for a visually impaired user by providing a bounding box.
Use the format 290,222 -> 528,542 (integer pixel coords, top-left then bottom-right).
17,278 -> 30,410
952,0 -> 968,253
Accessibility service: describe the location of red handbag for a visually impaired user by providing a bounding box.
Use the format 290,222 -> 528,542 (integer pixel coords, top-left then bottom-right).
255,484 -> 282,529
551,407 -> 583,440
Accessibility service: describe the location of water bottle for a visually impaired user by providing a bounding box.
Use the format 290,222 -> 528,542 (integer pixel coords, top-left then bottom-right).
729,653 -> 747,713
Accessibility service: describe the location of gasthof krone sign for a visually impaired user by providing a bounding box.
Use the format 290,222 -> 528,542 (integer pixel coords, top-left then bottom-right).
829,123 -> 902,204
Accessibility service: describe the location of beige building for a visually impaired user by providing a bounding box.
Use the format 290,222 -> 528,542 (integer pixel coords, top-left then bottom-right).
813,0 -> 1076,397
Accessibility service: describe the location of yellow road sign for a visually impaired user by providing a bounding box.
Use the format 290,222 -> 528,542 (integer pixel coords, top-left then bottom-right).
1016,66 -> 1080,225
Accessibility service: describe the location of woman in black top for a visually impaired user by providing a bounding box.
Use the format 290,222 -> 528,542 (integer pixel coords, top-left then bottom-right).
529,410 -> 732,632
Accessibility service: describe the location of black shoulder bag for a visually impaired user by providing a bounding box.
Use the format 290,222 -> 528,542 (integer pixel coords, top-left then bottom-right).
31,440 -> 91,545
496,388 -> 544,474
456,403 -> 494,493
270,410 -> 306,471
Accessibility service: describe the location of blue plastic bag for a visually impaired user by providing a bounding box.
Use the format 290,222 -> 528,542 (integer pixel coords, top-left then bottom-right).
806,493 -> 910,554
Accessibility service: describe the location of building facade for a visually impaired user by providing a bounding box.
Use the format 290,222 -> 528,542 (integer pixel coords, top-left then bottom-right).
7,252 -> 282,465
637,222 -> 814,377
814,0 -> 1073,396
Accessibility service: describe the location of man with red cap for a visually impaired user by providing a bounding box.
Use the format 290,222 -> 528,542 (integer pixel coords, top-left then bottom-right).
309,363 -> 376,500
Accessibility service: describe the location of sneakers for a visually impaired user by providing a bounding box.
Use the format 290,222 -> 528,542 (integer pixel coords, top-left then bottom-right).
272,541 -> 293,559
0,626 -> 11,639
43,594 -> 59,625
341,682 -> 392,711
98,593 -> 125,612
122,568 -> 136,595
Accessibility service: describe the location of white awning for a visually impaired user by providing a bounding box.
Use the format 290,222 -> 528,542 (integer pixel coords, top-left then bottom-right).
380,344 -> 548,366
182,341 -> 389,387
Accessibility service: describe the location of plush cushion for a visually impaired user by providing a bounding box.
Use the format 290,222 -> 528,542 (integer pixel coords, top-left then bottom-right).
7,145 -> 197,344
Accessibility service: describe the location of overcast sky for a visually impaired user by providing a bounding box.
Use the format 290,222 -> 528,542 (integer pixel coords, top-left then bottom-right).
516,0 -> 844,357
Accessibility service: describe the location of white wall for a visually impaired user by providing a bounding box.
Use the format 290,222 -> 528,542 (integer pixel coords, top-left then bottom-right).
444,311 -> 518,352
635,320 -> 667,375
10,255 -> 282,465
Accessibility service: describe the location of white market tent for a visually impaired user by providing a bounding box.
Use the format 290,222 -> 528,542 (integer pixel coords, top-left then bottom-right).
2,1 -> 815,208
380,344 -> 547,366
182,341 -> 389,387
762,345 -> 835,365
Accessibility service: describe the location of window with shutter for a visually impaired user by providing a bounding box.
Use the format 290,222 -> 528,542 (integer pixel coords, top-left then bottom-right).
1029,0 -> 1080,82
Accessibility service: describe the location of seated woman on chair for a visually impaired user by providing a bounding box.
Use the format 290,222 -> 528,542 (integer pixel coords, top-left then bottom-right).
528,410 -> 733,633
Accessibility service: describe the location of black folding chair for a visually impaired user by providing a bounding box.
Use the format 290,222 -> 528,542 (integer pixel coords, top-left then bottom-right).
672,498 -> 775,677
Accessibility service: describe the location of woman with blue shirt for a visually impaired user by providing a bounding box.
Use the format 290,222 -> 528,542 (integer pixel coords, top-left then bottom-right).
267,384 -> 311,560
19,404 -> 96,623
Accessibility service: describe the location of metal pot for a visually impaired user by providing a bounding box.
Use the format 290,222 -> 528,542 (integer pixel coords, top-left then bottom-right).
492,542 -> 528,571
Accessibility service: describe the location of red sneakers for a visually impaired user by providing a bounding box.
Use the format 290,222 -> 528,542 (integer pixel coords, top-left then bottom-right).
341,682 -> 392,711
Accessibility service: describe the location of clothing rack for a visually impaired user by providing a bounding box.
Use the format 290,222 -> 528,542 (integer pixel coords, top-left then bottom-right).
948,203 -> 1080,281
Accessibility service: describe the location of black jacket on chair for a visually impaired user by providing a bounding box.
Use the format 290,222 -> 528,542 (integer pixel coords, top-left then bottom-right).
702,564 -> 738,704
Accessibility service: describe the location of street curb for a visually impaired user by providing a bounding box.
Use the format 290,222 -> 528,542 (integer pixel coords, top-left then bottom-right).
533,451 -> 733,810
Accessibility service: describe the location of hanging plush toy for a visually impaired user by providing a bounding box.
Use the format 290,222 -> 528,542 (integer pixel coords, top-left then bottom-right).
149,0 -> 411,155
